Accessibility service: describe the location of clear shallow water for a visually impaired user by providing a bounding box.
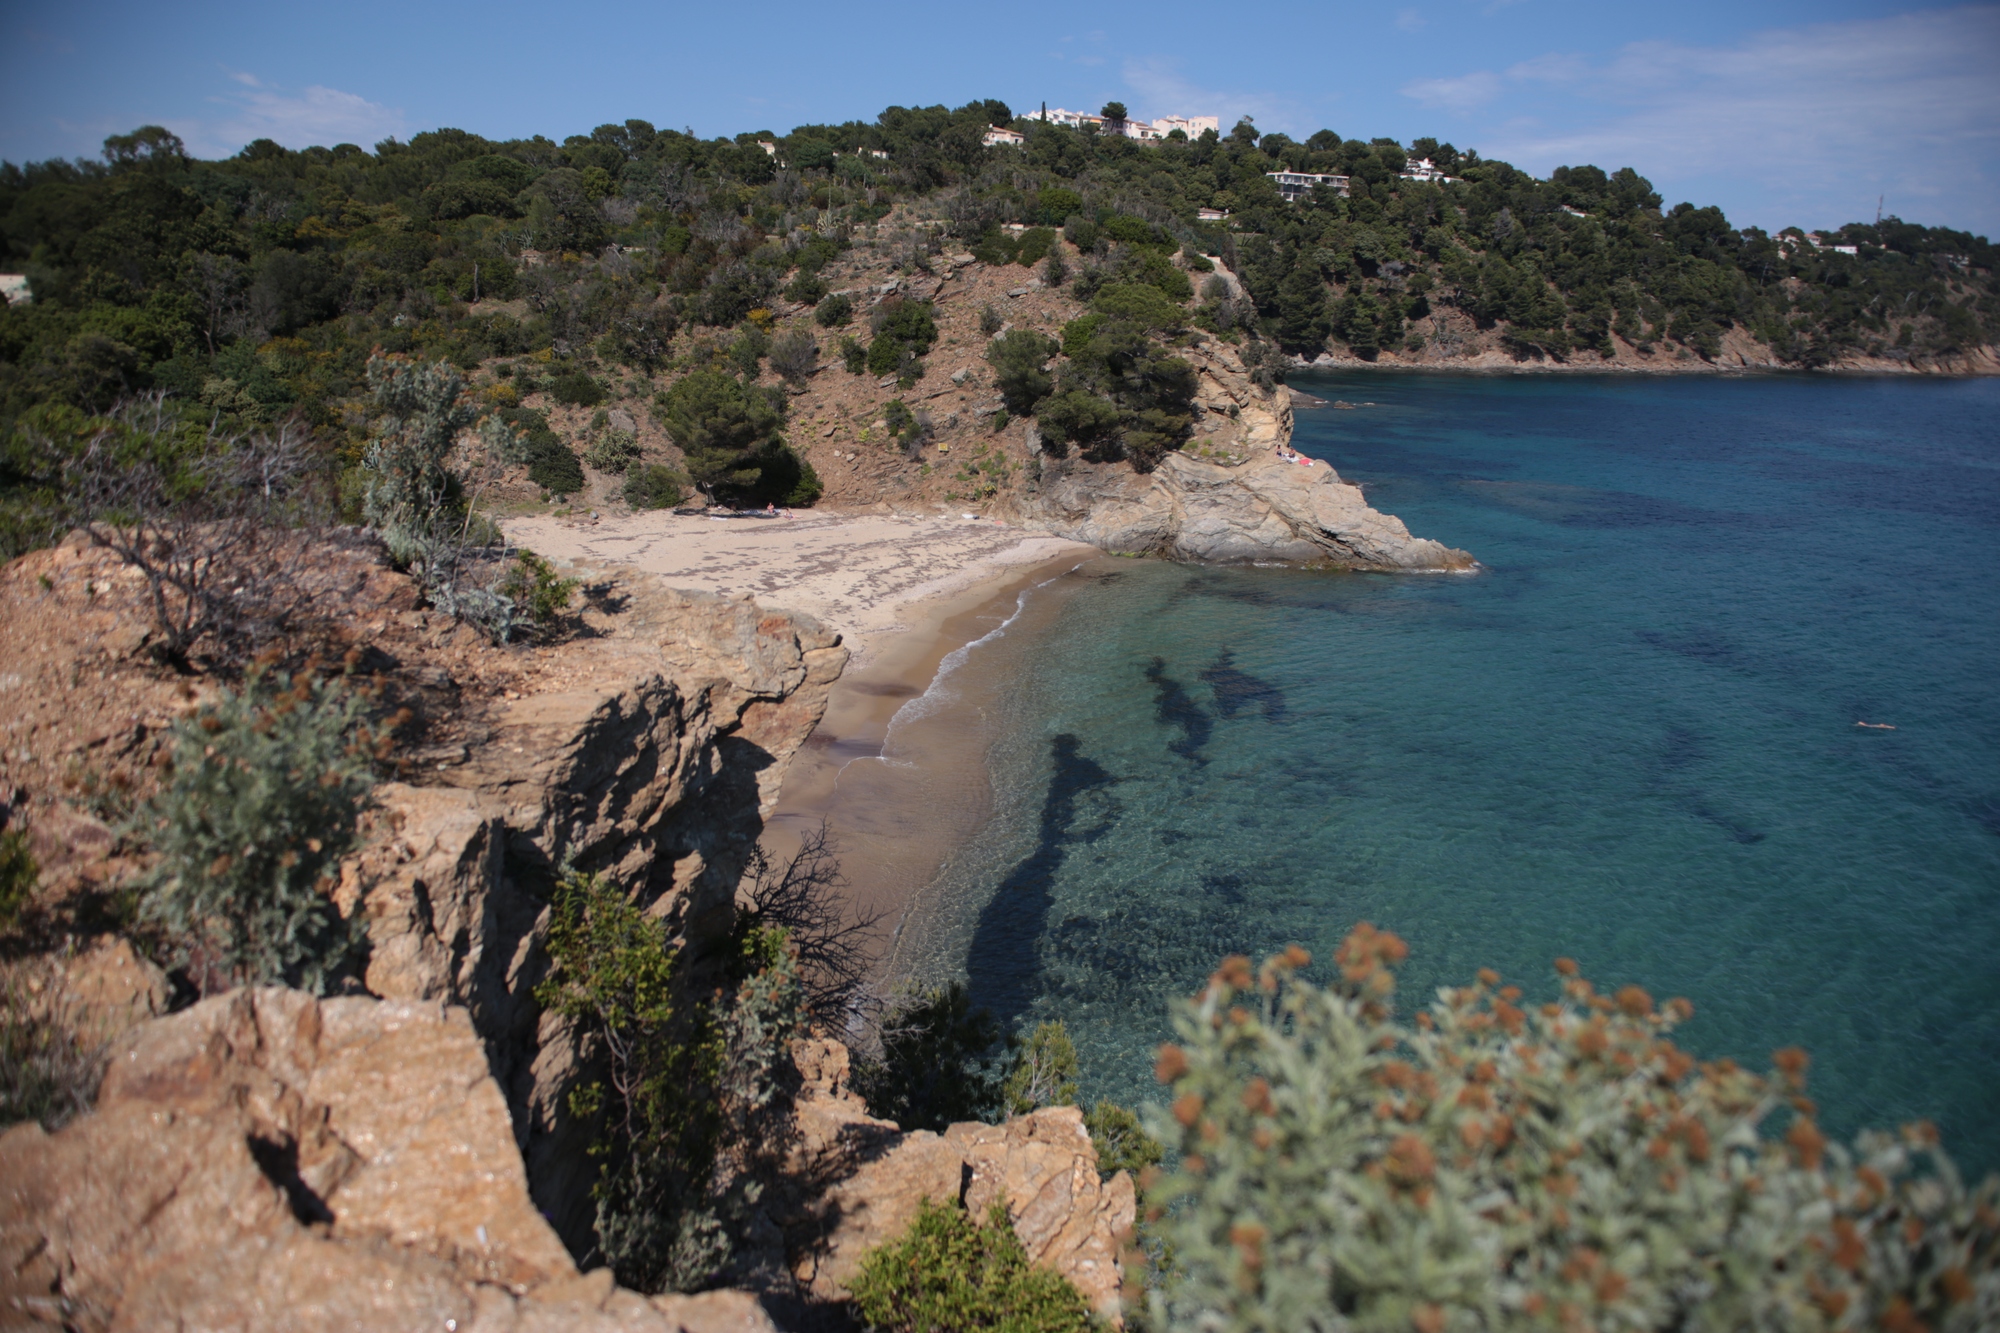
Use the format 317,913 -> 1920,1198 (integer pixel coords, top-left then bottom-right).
895,371 -> 2000,1174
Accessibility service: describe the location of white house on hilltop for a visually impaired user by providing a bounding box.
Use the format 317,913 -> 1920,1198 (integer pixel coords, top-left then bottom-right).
1037,108 -> 1217,142
983,126 -> 1027,147
1399,157 -> 1460,185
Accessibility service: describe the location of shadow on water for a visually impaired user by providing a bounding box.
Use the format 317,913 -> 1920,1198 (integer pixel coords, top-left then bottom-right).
965,734 -> 1120,1032
1146,657 -> 1212,761
1200,649 -> 1288,722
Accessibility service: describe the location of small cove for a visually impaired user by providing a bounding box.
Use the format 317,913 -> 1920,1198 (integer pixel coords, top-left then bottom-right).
884,370 -> 2000,1175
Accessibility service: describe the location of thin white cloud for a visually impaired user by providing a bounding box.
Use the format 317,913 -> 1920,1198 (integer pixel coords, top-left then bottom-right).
1396,9 -> 1429,33
1402,71 -> 1503,113
1120,56 -> 1317,138
170,73 -> 408,157
1400,5 -> 2000,231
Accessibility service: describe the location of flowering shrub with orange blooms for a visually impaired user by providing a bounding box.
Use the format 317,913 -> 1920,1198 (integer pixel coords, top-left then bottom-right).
1136,925 -> 1998,1332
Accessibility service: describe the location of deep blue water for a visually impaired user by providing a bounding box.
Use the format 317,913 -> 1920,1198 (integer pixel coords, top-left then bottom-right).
896,371 -> 2000,1176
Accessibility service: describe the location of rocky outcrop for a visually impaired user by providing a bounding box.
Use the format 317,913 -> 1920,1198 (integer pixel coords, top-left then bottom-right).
345,575 -> 848,1252
1028,339 -> 1474,570
1035,449 -> 1474,570
782,1040 -> 1136,1326
0,987 -> 776,1331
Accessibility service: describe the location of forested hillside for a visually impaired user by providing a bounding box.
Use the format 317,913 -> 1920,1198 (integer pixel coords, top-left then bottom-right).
1,102 -> 1993,551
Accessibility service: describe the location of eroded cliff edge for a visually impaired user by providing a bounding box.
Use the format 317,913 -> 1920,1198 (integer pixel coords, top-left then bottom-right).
0,540 -> 1139,1329
1025,339 -> 1475,569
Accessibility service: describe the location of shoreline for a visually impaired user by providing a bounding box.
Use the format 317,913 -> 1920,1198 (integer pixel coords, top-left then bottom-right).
1290,351 -> 2000,378
762,548 -> 1093,958
497,507 -> 1097,956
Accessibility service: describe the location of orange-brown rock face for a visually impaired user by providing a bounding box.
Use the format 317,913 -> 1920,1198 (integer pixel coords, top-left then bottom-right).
0,987 -> 783,1331
783,1039 -> 1137,1326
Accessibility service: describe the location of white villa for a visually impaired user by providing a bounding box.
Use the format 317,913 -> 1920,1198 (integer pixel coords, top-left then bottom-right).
1266,171 -> 1350,202
982,126 -> 1027,147
1399,157 -> 1461,185
1037,109 -> 1218,142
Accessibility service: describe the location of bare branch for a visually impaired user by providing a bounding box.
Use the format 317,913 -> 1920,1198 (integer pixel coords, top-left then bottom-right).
737,823 -> 883,1027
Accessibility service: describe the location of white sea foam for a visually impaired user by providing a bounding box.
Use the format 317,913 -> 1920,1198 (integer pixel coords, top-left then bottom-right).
874,563 -> 1083,763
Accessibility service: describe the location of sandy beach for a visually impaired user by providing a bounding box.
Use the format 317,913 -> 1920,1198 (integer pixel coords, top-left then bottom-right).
503,508 -> 1095,670
502,507 -> 1100,949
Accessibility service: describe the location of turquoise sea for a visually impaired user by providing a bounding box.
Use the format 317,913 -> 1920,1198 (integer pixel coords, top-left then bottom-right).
890,371 -> 2000,1175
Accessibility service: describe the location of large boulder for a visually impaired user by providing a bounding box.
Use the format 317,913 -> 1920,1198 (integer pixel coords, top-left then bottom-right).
1034,449 -> 1475,570
1024,333 -> 1473,570
0,988 -> 777,1332
343,578 -> 847,1253
784,1040 -> 1136,1326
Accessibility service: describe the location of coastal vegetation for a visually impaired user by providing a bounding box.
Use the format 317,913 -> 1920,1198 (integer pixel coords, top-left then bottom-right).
1136,927 -> 1999,1330
0,98 -> 1995,1327
3,103 -> 1993,552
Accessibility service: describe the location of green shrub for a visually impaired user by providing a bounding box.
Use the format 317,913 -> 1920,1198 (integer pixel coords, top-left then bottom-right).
624,464 -> 689,509
840,334 -> 867,373
1090,283 -> 1186,330
1002,1020 -> 1079,1116
135,666 -> 379,994
728,323 -> 769,378
1016,227 -> 1057,268
527,436 -> 585,495
653,367 -> 810,506
854,981 -> 1003,1132
784,269 -> 827,306
986,330 -> 1059,415
1084,1099 -> 1163,1179
1035,390 -> 1120,457
867,297 -> 939,378
548,370 -> 607,406
536,869 -> 805,1293
816,293 -> 854,328
0,968 -> 105,1131
498,549 -> 579,630
847,1198 -> 1096,1333
1141,927 -> 2000,1332
584,428 -> 642,473
0,829 -> 36,931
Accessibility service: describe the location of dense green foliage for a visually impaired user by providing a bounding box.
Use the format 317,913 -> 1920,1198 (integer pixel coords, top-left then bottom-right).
0,828 -> 38,932
135,664 -> 379,993
1139,927 -> 2000,1331
497,549 -> 579,632
651,366 -> 816,506
0,109 -> 1987,513
535,868 -> 806,1292
1002,1019 -> 1081,1116
854,981 -> 1005,1132
847,1198 -> 1098,1333
623,462 -> 688,509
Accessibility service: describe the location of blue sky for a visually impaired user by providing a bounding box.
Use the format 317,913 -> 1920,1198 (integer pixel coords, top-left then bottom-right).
3,1 -> 1995,236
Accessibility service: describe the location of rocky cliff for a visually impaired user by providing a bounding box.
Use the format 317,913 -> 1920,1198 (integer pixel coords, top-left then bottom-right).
1026,339 -> 1475,570
0,539 -> 1150,1329
738,232 -> 1473,571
